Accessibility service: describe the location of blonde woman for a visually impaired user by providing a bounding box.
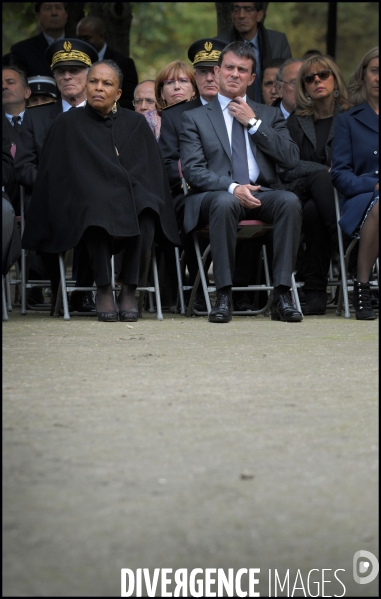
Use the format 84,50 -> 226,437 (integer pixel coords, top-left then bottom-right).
280,55 -> 350,315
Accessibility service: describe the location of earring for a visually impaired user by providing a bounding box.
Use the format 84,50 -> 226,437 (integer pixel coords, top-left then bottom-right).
333,89 -> 339,98
306,95 -> 312,104
111,101 -> 118,114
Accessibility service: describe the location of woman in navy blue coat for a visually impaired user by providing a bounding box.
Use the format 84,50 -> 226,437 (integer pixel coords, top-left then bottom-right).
331,47 -> 379,320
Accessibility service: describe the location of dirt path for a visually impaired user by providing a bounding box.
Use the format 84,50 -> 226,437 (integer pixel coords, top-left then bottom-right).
3,312 -> 378,597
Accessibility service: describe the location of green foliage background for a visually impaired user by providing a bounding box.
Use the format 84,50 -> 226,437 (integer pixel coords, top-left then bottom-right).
2,2 -> 379,84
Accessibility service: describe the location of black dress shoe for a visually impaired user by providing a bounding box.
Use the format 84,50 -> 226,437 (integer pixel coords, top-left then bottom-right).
234,294 -> 254,311
119,310 -> 138,322
271,292 -> 303,322
193,293 -> 208,312
303,291 -> 327,315
208,292 -> 232,323
70,290 -> 96,313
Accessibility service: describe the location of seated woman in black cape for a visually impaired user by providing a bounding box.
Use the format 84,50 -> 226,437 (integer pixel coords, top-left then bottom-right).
22,60 -> 180,322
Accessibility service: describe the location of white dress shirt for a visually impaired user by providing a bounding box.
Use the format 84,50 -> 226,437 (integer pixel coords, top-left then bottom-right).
98,44 -> 107,61
61,99 -> 86,112
217,93 -> 260,193
280,101 -> 290,120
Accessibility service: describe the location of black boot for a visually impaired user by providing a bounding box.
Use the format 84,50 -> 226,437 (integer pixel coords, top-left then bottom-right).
352,280 -> 377,320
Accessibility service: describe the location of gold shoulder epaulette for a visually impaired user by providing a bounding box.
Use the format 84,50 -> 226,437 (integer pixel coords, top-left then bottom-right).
27,100 -> 56,109
162,99 -> 188,111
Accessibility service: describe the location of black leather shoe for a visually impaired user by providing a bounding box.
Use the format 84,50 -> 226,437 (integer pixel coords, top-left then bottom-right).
119,310 -> 138,322
193,293 -> 208,312
208,292 -> 232,323
234,294 -> 254,311
271,292 -> 303,322
70,290 -> 96,313
303,291 -> 327,315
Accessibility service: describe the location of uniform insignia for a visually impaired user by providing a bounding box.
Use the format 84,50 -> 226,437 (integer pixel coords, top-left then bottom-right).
204,41 -> 213,53
63,41 -> 72,52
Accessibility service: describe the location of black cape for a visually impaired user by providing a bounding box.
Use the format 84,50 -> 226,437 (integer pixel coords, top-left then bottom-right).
22,103 -> 180,253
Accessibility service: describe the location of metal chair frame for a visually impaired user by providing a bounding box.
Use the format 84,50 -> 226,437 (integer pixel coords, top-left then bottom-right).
185,220 -> 302,318
56,245 -> 163,321
334,188 -> 379,318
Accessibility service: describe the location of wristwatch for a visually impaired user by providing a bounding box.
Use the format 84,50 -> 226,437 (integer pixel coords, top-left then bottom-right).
247,117 -> 257,129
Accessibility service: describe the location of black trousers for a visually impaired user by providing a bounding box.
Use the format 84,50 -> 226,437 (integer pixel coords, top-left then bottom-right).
81,210 -> 155,287
198,188 -> 302,290
302,170 -> 337,292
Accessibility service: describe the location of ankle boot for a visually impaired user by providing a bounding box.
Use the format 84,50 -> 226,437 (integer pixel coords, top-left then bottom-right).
352,280 -> 377,320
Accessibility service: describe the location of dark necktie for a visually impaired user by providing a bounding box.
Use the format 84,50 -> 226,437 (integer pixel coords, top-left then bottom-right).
231,112 -> 250,184
12,116 -> 21,132
247,42 -> 261,103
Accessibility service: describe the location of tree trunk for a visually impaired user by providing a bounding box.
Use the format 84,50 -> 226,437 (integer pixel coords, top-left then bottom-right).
88,2 -> 132,57
326,2 -> 337,58
65,3 -> 86,37
215,2 -> 233,35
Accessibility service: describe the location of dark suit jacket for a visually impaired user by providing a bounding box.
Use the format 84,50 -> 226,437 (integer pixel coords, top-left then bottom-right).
180,96 -> 299,233
158,98 -> 202,194
104,46 -> 138,111
331,102 -> 379,236
10,32 -> 53,78
218,24 -> 291,103
14,100 -> 63,211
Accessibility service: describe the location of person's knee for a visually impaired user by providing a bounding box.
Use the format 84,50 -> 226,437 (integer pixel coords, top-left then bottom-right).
209,192 -> 240,217
279,192 -> 302,218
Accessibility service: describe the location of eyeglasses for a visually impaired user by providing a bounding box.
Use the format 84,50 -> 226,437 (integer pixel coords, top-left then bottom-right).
162,78 -> 191,88
132,98 -> 156,106
302,70 -> 332,84
278,79 -> 297,88
54,66 -> 83,76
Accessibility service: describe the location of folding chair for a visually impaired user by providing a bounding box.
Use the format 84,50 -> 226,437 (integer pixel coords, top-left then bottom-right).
334,187 -> 379,318
56,244 -> 163,321
186,220 -> 302,318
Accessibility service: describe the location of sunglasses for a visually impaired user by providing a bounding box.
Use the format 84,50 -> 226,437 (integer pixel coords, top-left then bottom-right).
302,69 -> 332,84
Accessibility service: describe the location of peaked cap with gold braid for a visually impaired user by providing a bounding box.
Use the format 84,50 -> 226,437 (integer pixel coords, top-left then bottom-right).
187,38 -> 227,68
46,38 -> 98,70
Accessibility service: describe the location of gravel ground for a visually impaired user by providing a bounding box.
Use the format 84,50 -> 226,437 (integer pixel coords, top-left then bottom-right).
2,309 -> 379,597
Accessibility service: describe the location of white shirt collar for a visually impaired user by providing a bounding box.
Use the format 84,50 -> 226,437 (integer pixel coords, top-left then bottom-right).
98,43 -> 107,60
218,93 -> 247,110
5,110 -> 26,125
280,101 -> 290,119
61,99 -> 86,112
43,32 -> 65,46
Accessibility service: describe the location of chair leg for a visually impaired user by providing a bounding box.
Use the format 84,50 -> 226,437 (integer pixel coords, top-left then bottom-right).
20,248 -> 27,315
2,275 -> 9,321
175,246 -> 186,315
291,272 -> 302,316
5,272 -> 12,312
193,232 -> 212,313
151,246 -> 163,321
58,252 -> 70,320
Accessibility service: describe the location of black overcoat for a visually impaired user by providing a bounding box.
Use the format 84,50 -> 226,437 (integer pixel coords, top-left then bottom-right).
22,103 -> 180,253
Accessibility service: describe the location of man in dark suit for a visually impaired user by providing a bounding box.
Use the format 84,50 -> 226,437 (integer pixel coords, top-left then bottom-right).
159,38 -> 226,310
180,41 -> 303,323
10,2 -> 68,78
217,2 -> 291,103
14,38 -> 99,314
76,16 -> 138,110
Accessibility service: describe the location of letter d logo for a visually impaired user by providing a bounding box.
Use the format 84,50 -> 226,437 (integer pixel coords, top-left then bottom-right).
353,550 -> 379,585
